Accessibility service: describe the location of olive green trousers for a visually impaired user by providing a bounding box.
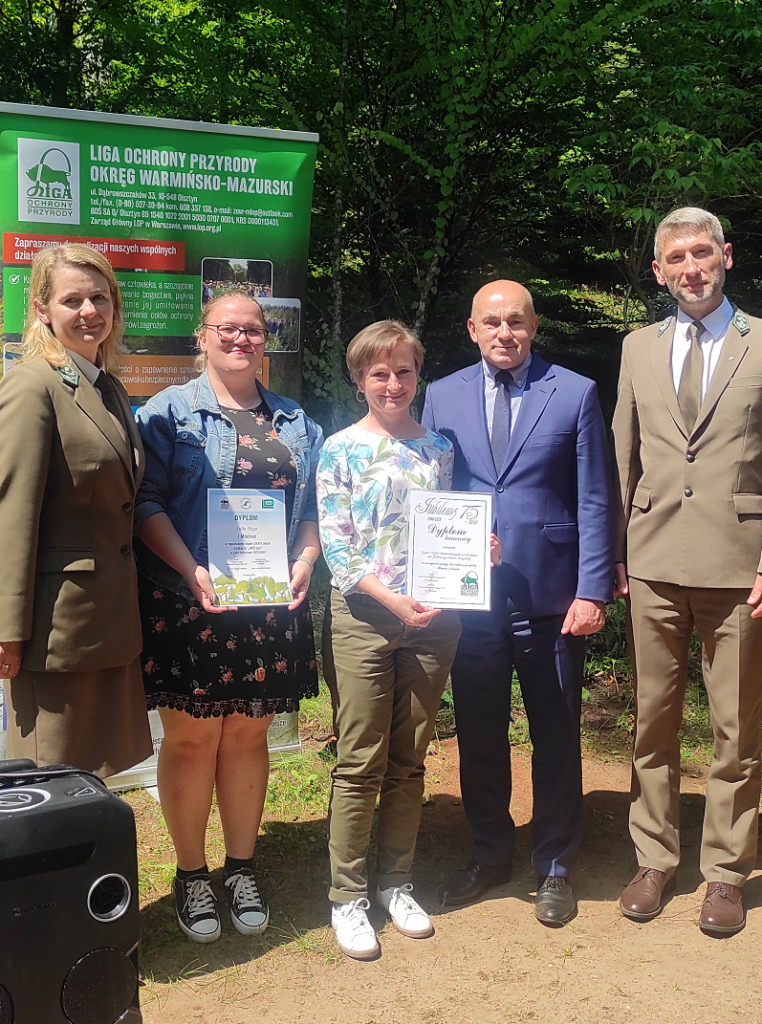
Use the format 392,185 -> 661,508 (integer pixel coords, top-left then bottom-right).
325,589 -> 461,903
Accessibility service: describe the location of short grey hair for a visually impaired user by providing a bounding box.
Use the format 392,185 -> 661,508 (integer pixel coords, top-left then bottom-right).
654,207 -> 725,263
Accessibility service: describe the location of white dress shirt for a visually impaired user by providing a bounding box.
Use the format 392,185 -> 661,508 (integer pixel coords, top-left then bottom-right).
69,350 -> 106,401
483,351 -> 533,440
670,297 -> 733,400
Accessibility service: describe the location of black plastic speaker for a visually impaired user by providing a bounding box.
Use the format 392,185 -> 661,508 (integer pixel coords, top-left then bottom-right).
0,985 -> 12,1024
0,760 -> 142,1023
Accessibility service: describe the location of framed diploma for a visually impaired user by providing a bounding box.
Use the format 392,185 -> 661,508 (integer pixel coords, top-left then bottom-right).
207,488 -> 293,606
406,490 -> 493,611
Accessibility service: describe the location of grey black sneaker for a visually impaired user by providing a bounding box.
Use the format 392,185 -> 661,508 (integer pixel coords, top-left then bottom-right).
174,873 -> 221,943
224,868 -> 270,935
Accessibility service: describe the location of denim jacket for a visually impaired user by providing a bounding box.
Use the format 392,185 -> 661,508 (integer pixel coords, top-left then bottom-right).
134,370 -> 323,598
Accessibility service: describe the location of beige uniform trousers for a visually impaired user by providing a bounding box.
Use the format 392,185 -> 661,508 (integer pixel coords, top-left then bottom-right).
326,589 -> 461,903
628,577 -> 762,886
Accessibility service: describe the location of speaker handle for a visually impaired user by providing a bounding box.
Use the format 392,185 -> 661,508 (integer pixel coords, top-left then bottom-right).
0,762 -> 106,790
0,758 -> 37,771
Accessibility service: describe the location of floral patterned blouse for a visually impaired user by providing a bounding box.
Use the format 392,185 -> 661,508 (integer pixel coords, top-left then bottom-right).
317,423 -> 454,595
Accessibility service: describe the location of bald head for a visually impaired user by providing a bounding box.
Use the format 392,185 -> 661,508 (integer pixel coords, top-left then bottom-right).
471,280 -> 535,321
468,280 -> 538,371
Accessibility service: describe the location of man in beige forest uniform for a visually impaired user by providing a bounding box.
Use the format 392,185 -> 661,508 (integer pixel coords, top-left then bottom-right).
613,206 -> 762,937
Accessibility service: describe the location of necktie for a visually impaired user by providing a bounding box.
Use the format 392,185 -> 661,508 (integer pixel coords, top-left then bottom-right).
94,371 -> 128,443
490,369 -> 513,471
677,320 -> 705,433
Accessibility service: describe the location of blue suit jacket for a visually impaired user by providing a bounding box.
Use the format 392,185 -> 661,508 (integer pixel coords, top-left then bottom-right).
421,354 -> 614,617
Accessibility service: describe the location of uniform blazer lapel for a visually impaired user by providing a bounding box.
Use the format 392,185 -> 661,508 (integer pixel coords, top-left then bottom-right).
455,362 -> 497,483
74,374 -> 135,483
651,313 -> 751,440
499,354 -> 556,479
649,321 -> 688,440
692,322 -> 749,437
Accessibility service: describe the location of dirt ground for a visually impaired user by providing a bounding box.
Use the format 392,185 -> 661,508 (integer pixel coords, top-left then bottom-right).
137,741 -> 762,1024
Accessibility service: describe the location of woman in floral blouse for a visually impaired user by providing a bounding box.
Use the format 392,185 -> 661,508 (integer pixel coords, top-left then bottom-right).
135,290 -> 322,944
317,320 -> 462,960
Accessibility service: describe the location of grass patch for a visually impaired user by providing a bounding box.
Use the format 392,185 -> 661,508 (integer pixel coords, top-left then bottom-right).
284,925 -> 344,966
581,599 -> 712,770
434,685 -> 456,738
264,750 -> 332,823
299,677 -> 335,742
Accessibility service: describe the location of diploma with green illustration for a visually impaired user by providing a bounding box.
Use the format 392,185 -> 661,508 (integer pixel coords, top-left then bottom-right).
406,490 -> 492,611
207,489 -> 293,606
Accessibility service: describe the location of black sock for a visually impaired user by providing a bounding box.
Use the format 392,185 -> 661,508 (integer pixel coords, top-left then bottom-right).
224,855 -> 253,876
176,864 -> 208,880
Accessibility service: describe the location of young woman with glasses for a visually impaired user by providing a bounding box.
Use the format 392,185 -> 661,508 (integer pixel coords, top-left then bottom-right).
134,289 -> 322,944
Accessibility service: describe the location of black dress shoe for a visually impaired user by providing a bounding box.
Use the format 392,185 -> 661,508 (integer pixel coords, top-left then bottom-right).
535,876 -> 576,925
441,860 -> 513,907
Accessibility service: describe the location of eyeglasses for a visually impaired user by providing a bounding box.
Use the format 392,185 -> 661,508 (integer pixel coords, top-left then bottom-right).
203,323 -> 269,345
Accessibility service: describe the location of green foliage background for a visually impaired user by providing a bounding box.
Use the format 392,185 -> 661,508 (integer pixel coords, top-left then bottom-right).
2,0 -> 762,425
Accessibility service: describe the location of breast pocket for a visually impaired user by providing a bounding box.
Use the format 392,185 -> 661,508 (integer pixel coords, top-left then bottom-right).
171,429 -> 207,482
525,432 -> 567,446
727,375 -> 762,389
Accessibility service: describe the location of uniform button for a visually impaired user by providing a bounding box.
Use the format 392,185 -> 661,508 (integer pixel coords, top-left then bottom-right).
120,544 -> 131,556
122,501 -> 133,512
685,453 -> 695,463
684,488 -> 693,497
496,484 -> 504,493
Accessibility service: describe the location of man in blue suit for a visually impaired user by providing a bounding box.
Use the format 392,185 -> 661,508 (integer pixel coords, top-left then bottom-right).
422,280 -> 614,924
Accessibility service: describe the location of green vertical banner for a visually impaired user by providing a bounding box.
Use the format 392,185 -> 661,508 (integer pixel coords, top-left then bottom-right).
0,103 -> 318,400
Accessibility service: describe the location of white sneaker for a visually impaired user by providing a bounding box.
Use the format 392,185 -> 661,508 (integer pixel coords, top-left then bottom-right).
376,883 -> 433,938
331,898 -> 379,960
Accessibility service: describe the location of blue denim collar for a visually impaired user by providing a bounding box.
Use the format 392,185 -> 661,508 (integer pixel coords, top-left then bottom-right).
189,370 -> 299,421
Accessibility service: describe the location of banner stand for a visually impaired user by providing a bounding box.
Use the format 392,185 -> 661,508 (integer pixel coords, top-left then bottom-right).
0,104 -> 317,796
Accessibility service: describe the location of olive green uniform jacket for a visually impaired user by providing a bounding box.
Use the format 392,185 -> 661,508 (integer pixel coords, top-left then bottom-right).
0,357 -> 143,671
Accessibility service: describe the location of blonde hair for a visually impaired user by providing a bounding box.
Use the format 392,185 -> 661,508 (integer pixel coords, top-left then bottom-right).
194,288 -> 266,371
22,243 -> 126,373
346,320 -> 424,388
654,207 -> 726,263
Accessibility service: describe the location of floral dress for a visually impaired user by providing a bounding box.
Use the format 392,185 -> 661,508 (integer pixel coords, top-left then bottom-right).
139,402 -> 318,718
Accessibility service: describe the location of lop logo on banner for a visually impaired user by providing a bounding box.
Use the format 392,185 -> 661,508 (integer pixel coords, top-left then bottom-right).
17,138 -> 80,225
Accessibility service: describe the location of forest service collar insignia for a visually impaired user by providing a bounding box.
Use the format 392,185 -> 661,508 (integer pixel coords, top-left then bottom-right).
732,310 -> 750,335
656,316 -> 674,337
54,365 -> 80,388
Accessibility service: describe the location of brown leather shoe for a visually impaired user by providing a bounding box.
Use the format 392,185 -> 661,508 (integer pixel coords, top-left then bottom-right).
699,882 -> 745,936
619,867 -> 676,921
